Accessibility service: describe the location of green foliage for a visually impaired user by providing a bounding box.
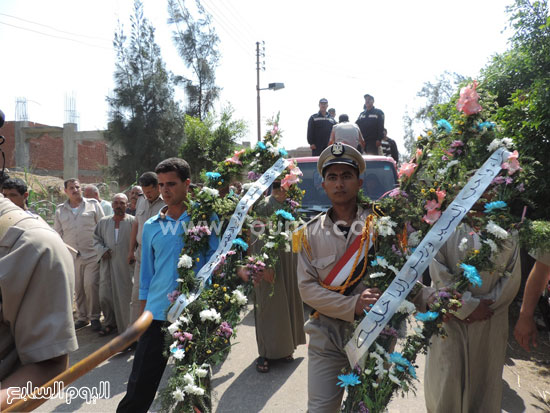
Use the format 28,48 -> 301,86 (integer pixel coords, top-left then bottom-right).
180,107 -> 246,181
481,0 -> 550,219
105,0 -> 185,185
167,0 -> 221,120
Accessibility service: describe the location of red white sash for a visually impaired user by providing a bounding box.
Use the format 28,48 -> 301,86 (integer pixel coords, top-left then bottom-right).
323,232 -> 373,287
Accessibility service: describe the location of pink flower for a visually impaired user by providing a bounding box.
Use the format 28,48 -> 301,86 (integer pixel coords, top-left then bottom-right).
516,183 -> 525,192
436,189 -> 446,204
281,173 -> 300,190
450,140 -> 464,148
423,209 -> 442,225
501,150 -> 521,175
456,81 -> 482,115
492,176 -> 506,185
183,332 -> 193,341
398,162 -> 417,179
416,149 -> 423,160
225,149 -> 246,165
424,199 -> 441,212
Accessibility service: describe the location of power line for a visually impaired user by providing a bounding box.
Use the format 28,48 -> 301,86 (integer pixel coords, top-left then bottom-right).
0,12 -> 111,42
0,20 -> 112,50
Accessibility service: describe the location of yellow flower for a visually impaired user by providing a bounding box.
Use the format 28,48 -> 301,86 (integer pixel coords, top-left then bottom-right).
222,287 -> 227,292
429,188 -> 435,193
207,350 -> 212,354
196,257 -> 200,262
213,284 -> 219,288
224,339 -> 228,344
218,181 -> 222,185
433,182 -> 438,186
427,130 -> 433,136
202,214 -> 206,219
437,323 -> 443,329
417,135 -> 422,141
302,190 -> 306,195
421,189 -> 426,194
457,131 -> 462,135
473,249 -> 480,255
213,337 -> 218,342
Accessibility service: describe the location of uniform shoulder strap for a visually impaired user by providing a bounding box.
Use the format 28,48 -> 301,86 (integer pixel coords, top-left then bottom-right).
0,208 -> 33,240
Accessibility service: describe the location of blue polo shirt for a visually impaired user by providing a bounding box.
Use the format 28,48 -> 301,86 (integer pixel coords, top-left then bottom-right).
139,207 -> 219,321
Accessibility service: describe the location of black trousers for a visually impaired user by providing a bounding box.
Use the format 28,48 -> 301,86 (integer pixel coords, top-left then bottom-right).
117,320 -> 168,413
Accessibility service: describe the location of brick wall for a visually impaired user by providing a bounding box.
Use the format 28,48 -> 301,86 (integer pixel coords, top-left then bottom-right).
1,122 -> 15,167
29,133 -> 64,171
78,140 -> 108,171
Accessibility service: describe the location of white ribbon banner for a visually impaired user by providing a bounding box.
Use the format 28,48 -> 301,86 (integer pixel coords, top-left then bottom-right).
344,147 -> 511,368
167,157 -> 290,322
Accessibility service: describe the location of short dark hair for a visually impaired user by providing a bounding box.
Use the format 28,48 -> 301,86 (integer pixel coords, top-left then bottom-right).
339,114 -> 349,122
138,171 -> 159,187
2,177 -> 28,195
64,178 -> 79,189
364,94 -> 374,100
155,158 -> 190,182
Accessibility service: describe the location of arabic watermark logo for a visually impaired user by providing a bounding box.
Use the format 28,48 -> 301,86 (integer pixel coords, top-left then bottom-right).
5,381 -> 110,405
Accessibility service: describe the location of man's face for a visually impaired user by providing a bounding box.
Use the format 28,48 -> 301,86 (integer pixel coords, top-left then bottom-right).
157,171 -> 190,207
319,102 -> 328,112
2,188 -> 27,209
129,187 -> 143,202
64,181 -> 82,203
112,196 -> 127,216
322,164 -> 363,206
364,96 -> 374,110
142,184 -> 160,202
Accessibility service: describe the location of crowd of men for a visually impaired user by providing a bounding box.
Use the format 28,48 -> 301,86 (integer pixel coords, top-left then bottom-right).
1,124 -> 548,412
307,94 -> 399,163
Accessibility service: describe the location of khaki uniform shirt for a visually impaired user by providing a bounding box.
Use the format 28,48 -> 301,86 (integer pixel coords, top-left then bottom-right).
530,249 -> 550,266
297,205 -> 370,322
0,195 -> 78,380
54,198 -> 105,260
135,195 -> 164,261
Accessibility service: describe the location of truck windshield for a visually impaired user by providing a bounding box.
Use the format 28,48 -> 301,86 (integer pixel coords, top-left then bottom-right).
297,160 -> 398,208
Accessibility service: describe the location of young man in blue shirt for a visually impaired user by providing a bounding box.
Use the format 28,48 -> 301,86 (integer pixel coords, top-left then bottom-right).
117,157 -> 219,413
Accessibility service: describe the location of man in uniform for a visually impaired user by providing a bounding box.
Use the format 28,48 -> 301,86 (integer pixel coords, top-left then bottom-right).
296,143 -> 381,412
127,172 -> 164,326
356,94 -> 385,155
93,193 -> 135,336
307,98 -> 336,156
84,184 -> 113,216
54,178 -> 105,331
2,177 -> 31,211
381,128 -> 399,163
0,192 -> 78,409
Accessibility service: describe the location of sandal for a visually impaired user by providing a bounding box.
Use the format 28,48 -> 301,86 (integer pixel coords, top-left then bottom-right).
281,355 -> 294,363
98,325 -> 117,337
256,357 -> 269,373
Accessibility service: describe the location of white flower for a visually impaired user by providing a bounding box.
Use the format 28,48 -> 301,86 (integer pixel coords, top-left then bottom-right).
408,231 -> 422,247
167,321 -> 181,335
375,256 -> 389,268
370,272 -> 385,279
230,289 -> 248,305
437,160 -> 460,177
413,326 -> 425,339
184,384 -> 205,396
502,137 -> 514,148
486,220 -> 509,239
280,232 -> 289,239
389,372 -> 402,386
199,308 -> 221,323
375,343 -> 385,355
172,348 -> 185,360
397,300 -> 416,315
265,242 -> 275,249
487,139 -> 502,152
179,315 -> 190,324
172,388 -> 185,402
178,254 -> 193,269
458,237 -> 469,252
196,368 -> 208,378
483,238 -> 498,254
372,383 -> 379,389
375,217 -> 397,237
170,341 -> 179,350
201,187 -> 219,197
183,373 -> 194,385
242,183 -> 253,191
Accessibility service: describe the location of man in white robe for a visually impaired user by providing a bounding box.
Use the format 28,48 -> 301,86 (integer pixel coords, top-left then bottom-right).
93,193 -> 135,335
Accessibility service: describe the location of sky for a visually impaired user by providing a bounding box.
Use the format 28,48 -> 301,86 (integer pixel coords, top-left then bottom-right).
0,0 -> 514,154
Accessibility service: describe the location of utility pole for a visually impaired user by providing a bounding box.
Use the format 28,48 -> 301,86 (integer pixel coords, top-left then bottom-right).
256,41 -> 265,142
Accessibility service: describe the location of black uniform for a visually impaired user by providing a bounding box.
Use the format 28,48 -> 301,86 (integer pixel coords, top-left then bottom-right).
355,107 -> 384,155
381,137 -> 399,163
307,112 -> 336,156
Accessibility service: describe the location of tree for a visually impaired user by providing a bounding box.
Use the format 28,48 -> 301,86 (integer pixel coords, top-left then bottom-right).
105,0 -> 185,185
180,106 -> 246,180
167,0 -> 221,120
481,0 -> 550,219
402,71 -> 466,156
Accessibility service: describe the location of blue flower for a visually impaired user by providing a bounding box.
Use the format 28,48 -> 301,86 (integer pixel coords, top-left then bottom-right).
279,148 -> 288,157
336,372 -> 361,388
388,352 -> 417,378
415,311 -> 439,322
477,121 -> 495,130
205,171 -> 221,180
275,209 -> 295,221
460,263 -> 483,287
484,201 -> 507,214
436,119 -> 453,133
232,238 -> 249,251
257,141 -> 267,150
370,259 -> 378,266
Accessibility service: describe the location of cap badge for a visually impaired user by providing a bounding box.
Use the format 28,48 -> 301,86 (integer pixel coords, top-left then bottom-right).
331,143 -> 344,157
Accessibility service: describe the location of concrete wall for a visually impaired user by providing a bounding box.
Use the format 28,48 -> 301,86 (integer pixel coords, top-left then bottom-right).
2,121 -> 110,183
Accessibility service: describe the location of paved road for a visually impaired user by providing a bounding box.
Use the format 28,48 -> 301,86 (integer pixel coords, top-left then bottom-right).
34,305 -> 547,412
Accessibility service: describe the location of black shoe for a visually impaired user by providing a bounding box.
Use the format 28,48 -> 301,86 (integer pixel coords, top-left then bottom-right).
90,320 -> 102,332
74,320 -> 89,330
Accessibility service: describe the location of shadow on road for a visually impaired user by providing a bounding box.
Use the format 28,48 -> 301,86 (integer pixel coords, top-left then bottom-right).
213,357 -> 304,412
